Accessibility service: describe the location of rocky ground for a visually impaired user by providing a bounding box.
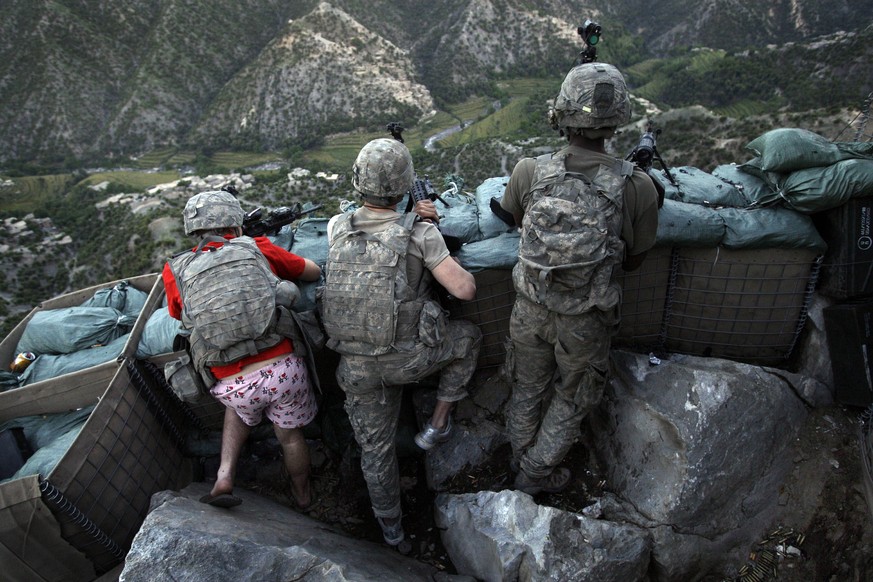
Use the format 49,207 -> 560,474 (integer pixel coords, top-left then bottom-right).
198,387 -> 873,581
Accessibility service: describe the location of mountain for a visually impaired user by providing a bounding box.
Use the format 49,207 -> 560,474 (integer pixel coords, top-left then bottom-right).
1,0 -> 871,164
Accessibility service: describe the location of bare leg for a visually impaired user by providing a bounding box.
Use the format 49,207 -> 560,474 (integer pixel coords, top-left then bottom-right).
428,399 -> 454,430
274,425 -> 312,507
210,407 -> 252,498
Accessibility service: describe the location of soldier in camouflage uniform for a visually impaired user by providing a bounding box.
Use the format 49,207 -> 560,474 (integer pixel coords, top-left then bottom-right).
163,190 -> 322,510
322,138 -> 482,551
500,63 -> 660,495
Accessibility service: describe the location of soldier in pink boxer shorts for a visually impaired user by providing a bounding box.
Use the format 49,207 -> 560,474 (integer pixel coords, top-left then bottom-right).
163,190 -> 322,511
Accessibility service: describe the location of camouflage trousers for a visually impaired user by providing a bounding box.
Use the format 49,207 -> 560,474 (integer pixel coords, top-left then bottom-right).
336,319 -> 481,517
506,295 -> 618,479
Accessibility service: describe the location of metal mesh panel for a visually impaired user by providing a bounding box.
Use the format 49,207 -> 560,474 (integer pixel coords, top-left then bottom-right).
666,247 -> 820,364
614,246 -> 675,352
446,269 -> 516,370
43,360 -> 187,573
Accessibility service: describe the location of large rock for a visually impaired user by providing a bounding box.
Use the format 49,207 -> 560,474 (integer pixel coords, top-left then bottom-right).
120,483 -> 452,582
434,490 -> 651,582
590,350 -> 810,579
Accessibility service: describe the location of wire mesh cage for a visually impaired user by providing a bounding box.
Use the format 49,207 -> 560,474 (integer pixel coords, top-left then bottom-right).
0,358 -> 189,579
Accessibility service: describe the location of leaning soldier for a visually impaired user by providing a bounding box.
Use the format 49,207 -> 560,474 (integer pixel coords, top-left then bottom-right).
321,138 -> 482,552
162,190 -> 322,510
500,62 -> 660,495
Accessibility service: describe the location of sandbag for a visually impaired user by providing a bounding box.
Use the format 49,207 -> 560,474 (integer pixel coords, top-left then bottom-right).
19,334 -> 129,386
16,306 -> 137,356
438,197 -> 481,244
655,199 -> 725,247
712,164 -> 777,207
455,231 -> 521,272
745,128 -> 873,172
80,280 -> 149,318
135,307 -> 182,359
777,158 -> 873,214
718,206 -> 827,251
290,217 -> 330,313
0,406 -> 94,484
475,177 -> 516,240
653,166 -> 749,208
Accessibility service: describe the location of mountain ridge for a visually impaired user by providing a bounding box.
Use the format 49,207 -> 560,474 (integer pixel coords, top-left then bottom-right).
1,0 -> 871,164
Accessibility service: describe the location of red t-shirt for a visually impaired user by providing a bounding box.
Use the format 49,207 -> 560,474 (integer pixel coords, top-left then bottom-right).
162,235 -> 307,379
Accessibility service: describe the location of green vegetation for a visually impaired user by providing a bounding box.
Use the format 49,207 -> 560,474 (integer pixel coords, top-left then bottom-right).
1,174 -> 74,214
79,170 -> 180,191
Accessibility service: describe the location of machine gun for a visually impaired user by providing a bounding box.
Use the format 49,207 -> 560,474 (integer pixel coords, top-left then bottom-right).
220,184 -> 322,237
242,202 -> 322,237
386,122 -> 461,252
626,125 -> 676,207
576,19 -> 602,65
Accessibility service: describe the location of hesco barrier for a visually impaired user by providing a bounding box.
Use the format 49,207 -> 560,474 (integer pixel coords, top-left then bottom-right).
446,246 -> 821,369
0,274 -> 193,579
0,358 -> 190,580
0,274 -> 160,393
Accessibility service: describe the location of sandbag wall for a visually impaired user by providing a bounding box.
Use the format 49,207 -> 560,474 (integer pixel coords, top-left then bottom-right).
0,275 -> 192,579
0,359 -> 189,580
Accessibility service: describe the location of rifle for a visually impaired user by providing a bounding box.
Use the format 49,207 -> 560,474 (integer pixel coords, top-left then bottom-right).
219,184 -> 321,237
386,123 -> 462,252
626,124 -> 676,208
242,202 -> 322,237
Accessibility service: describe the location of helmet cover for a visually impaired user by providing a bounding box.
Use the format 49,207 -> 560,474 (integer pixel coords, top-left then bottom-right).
352,138 -> 415,206
549,62 -> 631,132
183,190 -> 245,235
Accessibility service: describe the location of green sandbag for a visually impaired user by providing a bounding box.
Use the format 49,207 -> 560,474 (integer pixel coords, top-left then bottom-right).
289,217 -> 330,313
475,177 -> 516,240
652,166 -> 749,208
712,163 -> 777,207
718,206 -> 827,252
16,306 -> 137,356
81,280 -> 149,318
136,307 -> 182,359
455,231 -> 521,272
19,334 -> 129,386
777,158 -> 873,214
745,128 -> 873,172
655,199 -> 725,247
0,406 -> 94,484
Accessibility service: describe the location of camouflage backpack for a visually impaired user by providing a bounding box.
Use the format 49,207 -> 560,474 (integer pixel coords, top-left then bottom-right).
168,235 -> 298,384
322,211 -> 428,356
512,152 -> 633,315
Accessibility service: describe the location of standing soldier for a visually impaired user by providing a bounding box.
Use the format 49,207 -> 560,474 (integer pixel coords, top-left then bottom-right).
500,63 -> 660,494
163,190 -> 322,510
322,138 -> 482,551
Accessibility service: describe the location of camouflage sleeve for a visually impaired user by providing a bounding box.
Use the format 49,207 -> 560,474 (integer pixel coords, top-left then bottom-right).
500,157 -> 536,219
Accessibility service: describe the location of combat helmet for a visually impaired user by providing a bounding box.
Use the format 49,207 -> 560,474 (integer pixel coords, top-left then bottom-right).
183,190 -> 245,235
549,62 -> 631,135
352,138 -> 415,207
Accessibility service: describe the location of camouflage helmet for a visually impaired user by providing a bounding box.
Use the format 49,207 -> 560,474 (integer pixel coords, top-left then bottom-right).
182,190 -> 245,235
549,62 -> 631,133
352,138 -> 414,206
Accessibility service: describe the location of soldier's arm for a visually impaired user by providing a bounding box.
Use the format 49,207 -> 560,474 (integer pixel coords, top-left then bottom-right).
431,256 -> 476,300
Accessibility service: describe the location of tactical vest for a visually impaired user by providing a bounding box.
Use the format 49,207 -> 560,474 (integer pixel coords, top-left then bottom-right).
512,152 -> 632,315
168,236 -> 297,385
322,212 -> 431,356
